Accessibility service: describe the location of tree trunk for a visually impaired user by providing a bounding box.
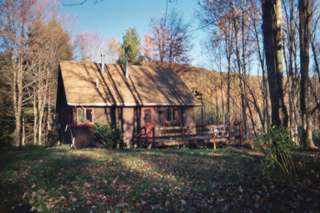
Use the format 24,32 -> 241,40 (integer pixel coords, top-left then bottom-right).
299,0 -> 317,149
33,92 -> 38,145
12,60 -> 24,147
223,27 -> 232,125
284,0 -> 299,144
261,0 -> 288,128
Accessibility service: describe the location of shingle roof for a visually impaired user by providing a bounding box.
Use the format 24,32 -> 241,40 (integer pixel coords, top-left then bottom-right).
59,61 -> 199,106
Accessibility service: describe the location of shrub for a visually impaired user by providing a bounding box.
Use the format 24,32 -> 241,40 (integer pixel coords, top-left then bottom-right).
255,127 -> 297,178
94,124 -> 120,148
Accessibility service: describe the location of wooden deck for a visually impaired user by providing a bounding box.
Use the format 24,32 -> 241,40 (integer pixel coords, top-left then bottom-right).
137,124 -> 236,148
140,134 -> 228,148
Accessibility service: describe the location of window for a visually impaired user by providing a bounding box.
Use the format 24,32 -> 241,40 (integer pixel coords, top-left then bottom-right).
157,107 -> 184,127
144,109 -> 151,124
78,108 -> 85,123
166,108 -> 172,122
77,108 -> 93,124
157,108 -> 165,125
86,109 -> 93,122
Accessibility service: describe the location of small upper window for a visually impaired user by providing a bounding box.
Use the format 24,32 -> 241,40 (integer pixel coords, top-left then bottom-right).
78,108 -> 93,124
86,109 -> 93,122
78,108 -> 85,123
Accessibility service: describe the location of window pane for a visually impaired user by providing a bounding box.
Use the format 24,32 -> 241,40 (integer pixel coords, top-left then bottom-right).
86,109 -> 93,122
78,108 -> 85,123
166,108 -> 172,121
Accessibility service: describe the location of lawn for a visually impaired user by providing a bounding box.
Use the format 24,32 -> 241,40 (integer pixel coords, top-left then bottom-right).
0,145 -> 320,212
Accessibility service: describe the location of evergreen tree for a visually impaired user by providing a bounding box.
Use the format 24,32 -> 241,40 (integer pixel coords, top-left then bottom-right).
118,27 -> 140,64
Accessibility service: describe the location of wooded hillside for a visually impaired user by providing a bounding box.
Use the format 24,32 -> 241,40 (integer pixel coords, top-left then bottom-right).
167,63 -> 319,140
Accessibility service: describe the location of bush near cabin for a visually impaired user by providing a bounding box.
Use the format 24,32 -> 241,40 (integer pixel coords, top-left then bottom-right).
94,124 -> 120,148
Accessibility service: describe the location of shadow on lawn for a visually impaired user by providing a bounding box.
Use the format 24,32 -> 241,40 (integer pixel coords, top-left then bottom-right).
1,146 -> 320,212
0,146 -> 99,212
113,148 -> 268,212
118,148 -> 320,212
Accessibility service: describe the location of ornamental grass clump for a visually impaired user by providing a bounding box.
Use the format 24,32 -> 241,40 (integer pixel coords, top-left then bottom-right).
256,127 -> 297,178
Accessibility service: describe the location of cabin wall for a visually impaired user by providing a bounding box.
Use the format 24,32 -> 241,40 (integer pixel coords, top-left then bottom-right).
60,105 -> 197,147
139,106 -> 197,137
122,107 -> 135,147
56,70 -> 74,142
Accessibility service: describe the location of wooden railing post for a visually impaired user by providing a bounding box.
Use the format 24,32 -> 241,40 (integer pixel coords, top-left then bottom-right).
152,127 -> 155,146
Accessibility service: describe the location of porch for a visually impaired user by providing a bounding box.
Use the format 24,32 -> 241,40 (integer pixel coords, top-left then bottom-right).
136,124 -> 231,148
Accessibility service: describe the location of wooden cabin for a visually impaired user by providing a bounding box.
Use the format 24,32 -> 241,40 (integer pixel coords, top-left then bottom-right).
56,61 -> 201,148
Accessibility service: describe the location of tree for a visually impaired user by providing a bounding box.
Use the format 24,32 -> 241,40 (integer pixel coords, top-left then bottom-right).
118,27 -> 140,64
142,34 -> 155,61
150,18 -> 168,62
0,52 -> 14,142
0,0 -> 73,146
261,0 -> 288,128
298,0 -> 318,149
198,0 -> 235,126
198,0 -> 264,139
249,0 -> 270,133
283,0 -> 300,143
75,32 -> 101,61
105,38 -> 120,64
0,0 -> 38,146
150,10 -> 191,63
28,18 -> 73,145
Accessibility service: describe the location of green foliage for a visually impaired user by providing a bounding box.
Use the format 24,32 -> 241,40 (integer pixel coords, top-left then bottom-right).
255,127 -> 297,178
118,27 -> 140,64
94,124 -> 120,148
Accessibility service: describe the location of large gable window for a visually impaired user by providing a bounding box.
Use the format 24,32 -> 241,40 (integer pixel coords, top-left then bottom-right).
158,107 -> 183,127
77,108 -> 94,124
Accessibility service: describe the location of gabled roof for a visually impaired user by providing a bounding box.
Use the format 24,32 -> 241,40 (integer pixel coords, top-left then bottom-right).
59,61 -> 200,107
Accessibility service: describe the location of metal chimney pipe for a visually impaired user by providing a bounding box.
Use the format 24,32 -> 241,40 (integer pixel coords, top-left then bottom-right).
101,54 -> 105,72
125,55 -> 129,79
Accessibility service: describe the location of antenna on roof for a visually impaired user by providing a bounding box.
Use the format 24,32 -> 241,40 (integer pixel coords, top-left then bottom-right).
100,53 -> 105,72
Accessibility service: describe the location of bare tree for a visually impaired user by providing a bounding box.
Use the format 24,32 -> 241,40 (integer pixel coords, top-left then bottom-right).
142,34 -> 155,61
261,0 -> 288,128
0,0 -> 38,146
105,37 -> 120,64
198,0 -> 237,126
199,0 -> 266,139
0,0 -> 72,146
150,10 -> 191,64
248,0 -> 270,133
298,0 -> 318,149
282,0 -> 300,143
75,32 -> 101,61
28,18 -> 72,145
150,19 -> 167,62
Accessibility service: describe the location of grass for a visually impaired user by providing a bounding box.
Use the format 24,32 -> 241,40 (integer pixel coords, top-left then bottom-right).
0,145 -> 320,212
